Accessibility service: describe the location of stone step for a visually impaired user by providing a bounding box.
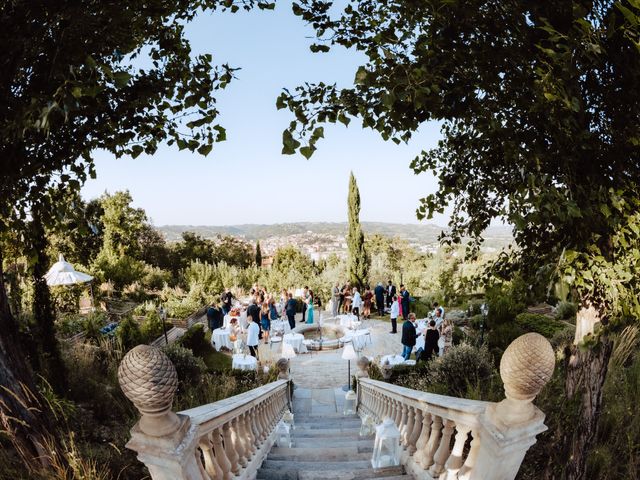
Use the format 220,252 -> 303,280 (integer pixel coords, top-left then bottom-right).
292,429 -> 363,439
257,465 -> 405,480
293,420 -> 362,430
270,446 -> 372,457
292,438 -> 374,449
261,459 -> 373,471
267,450 -> 372,462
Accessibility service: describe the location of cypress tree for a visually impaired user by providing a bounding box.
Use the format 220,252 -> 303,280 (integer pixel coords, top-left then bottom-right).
255,240 -> 262,267
347,172 -> 369,289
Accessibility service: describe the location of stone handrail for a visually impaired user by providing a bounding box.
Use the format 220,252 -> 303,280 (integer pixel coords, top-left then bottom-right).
358,332 -> 556,480
117,344 -> 290,480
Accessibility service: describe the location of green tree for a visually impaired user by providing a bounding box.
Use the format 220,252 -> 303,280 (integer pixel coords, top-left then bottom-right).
280,2 -> 640,477
212,234 -> 254,267
255,240 -> 263,267
0,0 -> 274,469
347,172 -> 368,288
100,191 -> 147,258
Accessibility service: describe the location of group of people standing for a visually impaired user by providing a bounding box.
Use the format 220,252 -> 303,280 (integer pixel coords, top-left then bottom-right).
331,280 -> 411,322
206,284 -> 319,359
400,303 -> 453,362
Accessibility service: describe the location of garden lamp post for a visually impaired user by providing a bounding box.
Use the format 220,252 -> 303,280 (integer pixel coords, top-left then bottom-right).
159,305 -> 168,345
480,303 -> 488,345
342,343 -> 358,391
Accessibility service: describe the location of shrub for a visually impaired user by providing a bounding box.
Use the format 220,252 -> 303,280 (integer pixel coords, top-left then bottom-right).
469,314 -> 485,330
92,250 -> 145,291
141,266 -> 171,291
140,311 -> 165,343
452,326 -> 464,346
515,313 -> 566,338
163,344 -> 207,388
412,298 -> 432,318
429,344 -> 497,398
486,286 -> 525,327
555,301 -> 578,322
489,322 -> 525,353
122,281 -> 147,302
83,313 -> 105,342
177,323 -> 210,357
115,316 -> 144,350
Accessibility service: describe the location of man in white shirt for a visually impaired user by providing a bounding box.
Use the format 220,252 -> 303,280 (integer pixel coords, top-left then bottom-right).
389,295 -> 399,334
247,316 -> 260,358
352,287 -> 362,319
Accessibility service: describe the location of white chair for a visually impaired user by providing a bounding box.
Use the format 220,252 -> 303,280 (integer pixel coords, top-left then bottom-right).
269,334 -> 283,350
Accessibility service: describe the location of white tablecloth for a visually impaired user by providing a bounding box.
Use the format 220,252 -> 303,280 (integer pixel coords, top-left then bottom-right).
283,333 -> 304,352
340,329 -> 371,351
380,354 -> 406,366
232,354 -> 257,371
338,314 -> 358,329
212,328 -> 232,351
224,312 -> 248,329
271,319 -> 287,334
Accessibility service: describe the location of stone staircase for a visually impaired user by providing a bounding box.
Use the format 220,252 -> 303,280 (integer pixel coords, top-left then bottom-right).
257,411 -> 410,480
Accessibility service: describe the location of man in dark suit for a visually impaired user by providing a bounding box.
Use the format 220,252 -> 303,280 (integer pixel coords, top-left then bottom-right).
400,284 -> 410,320
401,313 -> 418,360
206,302 -> 223,331
285,293 -> 298,330
374,282 -> 385,316
386,280 -> 396,308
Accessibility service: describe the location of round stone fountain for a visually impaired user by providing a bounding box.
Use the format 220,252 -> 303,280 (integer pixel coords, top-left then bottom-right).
293,322 -> 345,350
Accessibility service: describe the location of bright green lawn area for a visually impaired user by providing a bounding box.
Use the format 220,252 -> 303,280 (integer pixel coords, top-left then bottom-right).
202,348 -> 232,372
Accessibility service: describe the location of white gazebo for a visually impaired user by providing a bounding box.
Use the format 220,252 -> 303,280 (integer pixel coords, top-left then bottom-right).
44,254 -> 93,286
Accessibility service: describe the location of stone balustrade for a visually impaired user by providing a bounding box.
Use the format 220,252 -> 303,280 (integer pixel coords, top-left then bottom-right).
118,344 -> 290,480
357,332 -> 556,480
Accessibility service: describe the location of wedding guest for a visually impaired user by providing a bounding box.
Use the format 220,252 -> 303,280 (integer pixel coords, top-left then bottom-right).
228,318 -> 240,342
400,284 -> 411,320
422,320 -> 440,361
221,288 -> 234,315
386,280 -> 396,308
247,315 -> 260,358
260,302 -> 271,344
332,281 -> 341,318
389,295 -> 399,334
374,282 -> 385,316
342,283 -> 352,313
441,319 -> 453,355
306,290 -> 315,324
401,313 -> 418,360
433,302 -> 445,322
285,293 -> 297,330
246,296 -> 262,340
301,286 -> 310,323
363,286 -> 373,319
206,301 -> 221,331
352,287 -> 362,319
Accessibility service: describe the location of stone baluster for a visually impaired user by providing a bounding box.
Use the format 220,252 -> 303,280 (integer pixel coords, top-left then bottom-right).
249,406 -> 261,448
422,414 -> 443,468
399,404 -> 409,446
407,408 -> 422,455
117,345 -> 207,480
393,400 -> 403,427
383,395 -> 392,420
444,424 -> 472,479
242,411 -> 256,456
256,404 -> 267,442
413,411 -> 432,465
222,422 -> 240,475
211,427 -> 232,480
458,431 -> 480,480
198,435 -> 222,480
232,416 -> 248,467
467,333 -> 555,480
429,419 -> 456,476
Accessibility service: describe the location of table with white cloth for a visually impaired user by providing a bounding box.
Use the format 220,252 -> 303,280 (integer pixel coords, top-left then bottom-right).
340,329 -> 372,351
380,354 -> 406,366
224,311 -> 248,330
232,354 -> 257,371
338,314 -> 358,329
282,333 -> 304,352
211,328 -> 232,351
270,319 -> 287,334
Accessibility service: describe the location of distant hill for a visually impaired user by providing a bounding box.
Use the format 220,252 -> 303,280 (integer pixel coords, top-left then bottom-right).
156,222 -> 512,248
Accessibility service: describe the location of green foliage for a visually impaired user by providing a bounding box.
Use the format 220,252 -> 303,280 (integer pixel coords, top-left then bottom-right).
162,344 -> 207,389
486,284 -> 526,328
347,173 -> 369,289
115,316 -> 144,350
139,311 -> 165,343
83,313 -> 105,342
50,284 -> 83,313
92,249 -> 145,291
177,324 -> 210,358
515,313 -> 568,338
141,266 -> 171,291
489,322 -> 525,354
555,301 -> 578,322
255,240 -> 262,267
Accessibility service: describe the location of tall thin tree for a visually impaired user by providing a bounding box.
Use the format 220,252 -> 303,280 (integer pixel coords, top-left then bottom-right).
347,172 -> 368,289
255,240 -> 262,267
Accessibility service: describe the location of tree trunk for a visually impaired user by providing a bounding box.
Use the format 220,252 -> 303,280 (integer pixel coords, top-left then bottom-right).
31,215 -> 67,393
563,306 -> 613,480
0,246 -> 61,471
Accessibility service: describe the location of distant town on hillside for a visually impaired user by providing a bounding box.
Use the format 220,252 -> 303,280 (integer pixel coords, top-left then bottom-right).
156,222 -> 513,261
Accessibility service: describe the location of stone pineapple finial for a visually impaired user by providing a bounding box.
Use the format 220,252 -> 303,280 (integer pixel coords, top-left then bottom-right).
356,356 -> 370,378
493,333 -> 555,425
118,345 -> 181,436
276,358 -> 289,380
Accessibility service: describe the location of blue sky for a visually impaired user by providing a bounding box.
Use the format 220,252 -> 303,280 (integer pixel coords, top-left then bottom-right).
81,5 -> 445,227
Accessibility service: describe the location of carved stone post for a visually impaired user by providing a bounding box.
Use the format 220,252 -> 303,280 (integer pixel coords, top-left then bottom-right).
118,345 -> 206,480
468,333 -> 555,480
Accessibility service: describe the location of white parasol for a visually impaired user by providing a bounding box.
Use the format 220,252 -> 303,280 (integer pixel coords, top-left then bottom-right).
44,254 -> 93,286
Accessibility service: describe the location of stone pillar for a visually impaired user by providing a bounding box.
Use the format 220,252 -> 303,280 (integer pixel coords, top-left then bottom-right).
118,345 -> 206,480
468,333 -> 555,480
